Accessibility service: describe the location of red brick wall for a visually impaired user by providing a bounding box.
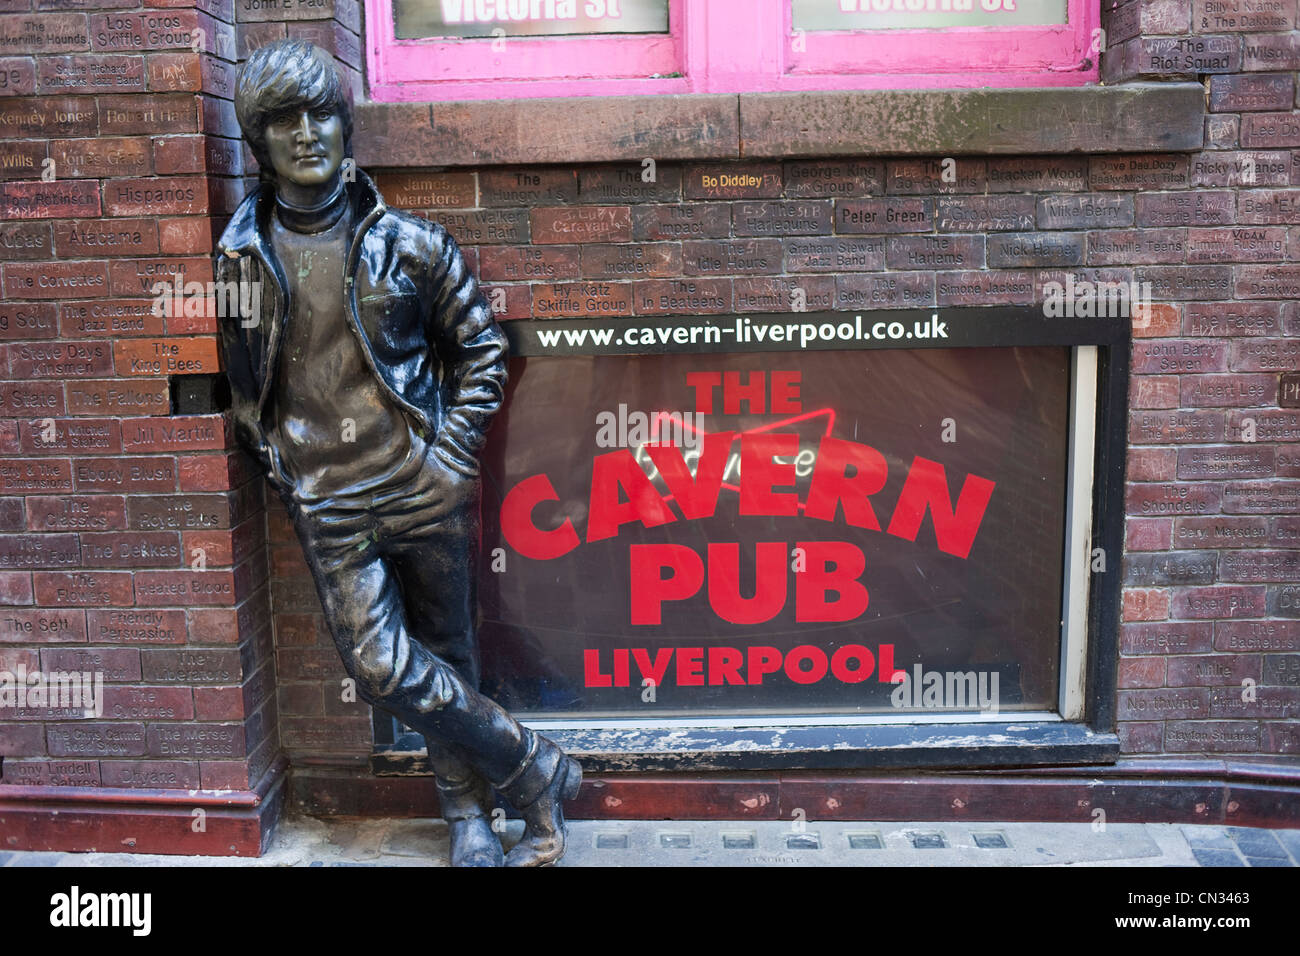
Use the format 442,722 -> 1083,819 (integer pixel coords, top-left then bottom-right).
0,0 -> 279,791
3,0 -> 1298,800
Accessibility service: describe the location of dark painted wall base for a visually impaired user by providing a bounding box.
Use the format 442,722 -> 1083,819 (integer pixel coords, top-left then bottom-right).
295,757 -> 1300,831
0,756 -> 288,858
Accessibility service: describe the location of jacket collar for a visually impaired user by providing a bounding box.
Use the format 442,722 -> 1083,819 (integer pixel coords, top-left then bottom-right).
217,167 -> 387,263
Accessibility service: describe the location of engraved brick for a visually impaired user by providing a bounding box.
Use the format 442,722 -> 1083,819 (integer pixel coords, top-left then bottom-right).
1188,225 -> 1286,263
1136,191 -> 1235,227
1185,301 -> 1280,335
1,759 -> 101,784
784,236 -> 884,273
733,200 -> 832,238
934,195 -> 1035,233
1142,35 -> 1241,75
113,336 -> 219,376
0,140 -> 46,180
7,339 -> 111,378
142,647 -> 239,683
1193,0 -> 1295,32
0,178 -> 98,219
0,533 -> 78,570
936,271 -> 1034,307
34,569 -> 133,606
837,273 -> 934,310
79,531 -> 178,568
1241,31 -> 1300,69
1086,229 -> 1185,266
0,301 -> 56,339
887,235 -> 982,271
1126,516 -> 1171,552
146,722 -> 243,758
1220,550 -> 1300,583
0,458 -> 72,493
1090,154 -> 1189,190
988,232 -> 1081,268
1264,653 -> 1300,684
25,494 -> 123,532
1174,585 -> 1269,619
733,276 -> 834,314
1178,445 -> 1274,480
1281,372 -> 1300,407
1211,684 -> 1300,719
0,607 -> 84,645
683,163 -> 781,200
87,607 -> 184,645
129,493 -> 232,532
886,158 -> 985,195
37,53 -> 142,93
579,164 -> 680,204
40,646 -> 138,682
835,198 -> 931,233
0,381 -> 60,419
531,206 -> 631,244
374,171 -> 475,209
99,759 -> 199,789
1235,262 -> 1300,297
0,56 -> 37,95
480,168 -> 576,206
1237,188 -> 1300,222
103,175 -> 206,216
1209,71 -> 1295,111
431,208 -> 528,245
135,568 -> 237,606
1224,479 -> 1300,514
66,378 -> 168,415
632,203 -> 729,241
479,245 -> 579,282
581,242 -> 681,280
1205,112 -> 1240,148
1137,265 -> 1233,300
18,416 -> 120,455
1122,621 -> 1214,655
1217,620 -> 1300,651
55,216 -> 157,257
89,11 -> 221,53
1037,194 -> 1133,229
74,456 -> 175,493
1165,720 -> 1260,751
1191,149 -> 1290,187
1125,551 -> 1218,586
1126,481 -> 1223,516
683,238 -> 781,276
986,157 -> 1087,193
1227,409 -> 1300,442
98,95 -> 197,140
0,13 -> 89,54
1119,687 -> 1209,720
3,259 -> 107,300
119,414 -> 224,453
532,281 -> 632,319
0,221 -> 51,260
783,159 -> 882,198
1181,372 -> 1277,407
634,278 -> 731,316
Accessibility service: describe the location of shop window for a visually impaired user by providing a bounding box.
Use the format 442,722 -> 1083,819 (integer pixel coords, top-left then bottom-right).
374,306 -> 1128,770
366,0 -> 1099,101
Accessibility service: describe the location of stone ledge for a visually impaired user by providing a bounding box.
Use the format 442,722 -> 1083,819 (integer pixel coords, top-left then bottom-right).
354,84 -> 1206,168
739,84 -> 1207,157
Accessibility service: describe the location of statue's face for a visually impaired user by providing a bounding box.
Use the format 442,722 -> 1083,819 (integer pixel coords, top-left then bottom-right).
263,105 -> 345,189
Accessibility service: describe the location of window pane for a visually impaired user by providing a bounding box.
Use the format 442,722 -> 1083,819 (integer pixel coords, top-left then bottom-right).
395,0 -> 669,40
792,0 -> 1068,32
478,344 -> 1070,720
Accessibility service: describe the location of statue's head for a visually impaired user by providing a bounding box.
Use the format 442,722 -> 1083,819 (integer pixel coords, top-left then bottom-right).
234,40 -> 353,191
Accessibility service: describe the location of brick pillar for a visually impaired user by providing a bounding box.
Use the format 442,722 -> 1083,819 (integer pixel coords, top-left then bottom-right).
0,0 -> 284,856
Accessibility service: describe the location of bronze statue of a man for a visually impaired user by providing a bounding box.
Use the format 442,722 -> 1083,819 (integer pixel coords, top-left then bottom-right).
215,39 -> 580,866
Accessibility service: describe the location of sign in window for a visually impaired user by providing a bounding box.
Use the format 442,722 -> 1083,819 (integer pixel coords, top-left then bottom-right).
792,0 -> 1067,32
395,0 -> 669,40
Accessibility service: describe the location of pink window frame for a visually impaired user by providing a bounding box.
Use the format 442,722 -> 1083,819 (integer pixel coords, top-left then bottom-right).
366,0 -> 1098,102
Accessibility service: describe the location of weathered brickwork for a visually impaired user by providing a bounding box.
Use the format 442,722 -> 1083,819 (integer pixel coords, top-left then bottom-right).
2,0 -> 1297,810
0,0 -> 279,793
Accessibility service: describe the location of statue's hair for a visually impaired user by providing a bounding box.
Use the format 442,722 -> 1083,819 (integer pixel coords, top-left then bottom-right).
234,40 -> 353,180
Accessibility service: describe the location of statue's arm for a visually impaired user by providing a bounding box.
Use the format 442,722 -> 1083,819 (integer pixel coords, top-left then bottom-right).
424,226 -> 509,477
214,252 -> 269,463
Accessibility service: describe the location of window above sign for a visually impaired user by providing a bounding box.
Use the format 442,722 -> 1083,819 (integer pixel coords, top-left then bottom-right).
366,0 -> 1099,102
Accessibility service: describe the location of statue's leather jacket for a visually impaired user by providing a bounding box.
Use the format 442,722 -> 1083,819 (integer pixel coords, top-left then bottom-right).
214,170 -> 507,490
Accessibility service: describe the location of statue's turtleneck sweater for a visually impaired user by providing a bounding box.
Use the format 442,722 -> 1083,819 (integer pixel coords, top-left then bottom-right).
274,178 -> 348,234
